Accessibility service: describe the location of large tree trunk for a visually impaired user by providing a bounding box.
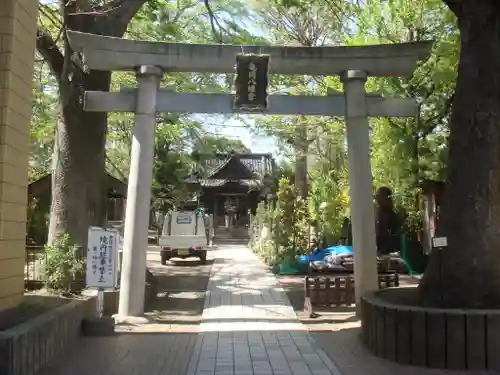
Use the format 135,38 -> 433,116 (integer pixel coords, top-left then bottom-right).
47,68 -> 109,247
419,1 -> 500,308
46,6 -> 111,247
42,0 -> 149,247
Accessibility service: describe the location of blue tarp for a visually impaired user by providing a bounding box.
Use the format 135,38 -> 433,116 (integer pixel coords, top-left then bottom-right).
297,245 -> 353,265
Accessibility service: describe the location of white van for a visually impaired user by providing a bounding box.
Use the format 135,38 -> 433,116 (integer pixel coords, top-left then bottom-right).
158,210 -> 212,264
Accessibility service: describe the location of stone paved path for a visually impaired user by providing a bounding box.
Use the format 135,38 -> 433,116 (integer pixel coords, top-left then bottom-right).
37,331 -> 199,375
38,244 -> 496,375
186,245 -> 341,375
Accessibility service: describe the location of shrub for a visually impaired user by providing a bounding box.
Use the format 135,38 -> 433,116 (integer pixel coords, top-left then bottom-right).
39,234 -> 85,293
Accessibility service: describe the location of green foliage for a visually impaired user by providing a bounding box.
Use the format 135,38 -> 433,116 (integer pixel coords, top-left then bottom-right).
103,0 -> 265,207
251,178 -> 312,265
274,178 -> 298,259
306,122 -> 349,244
308,169 -> 349,245
151,130 -> 253,213
352,0 -> 457,233
31,0 -> 458,255
39,234 -> 85,292
30,58 -> 57,181
249,202 -> 277,264
258,0 -> 455,240
197,135 -> 250,155
32,0 -> 265,233
152,138 -> 192,213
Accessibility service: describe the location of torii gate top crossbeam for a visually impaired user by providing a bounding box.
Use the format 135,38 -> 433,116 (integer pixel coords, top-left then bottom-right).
67,31 -> 432,77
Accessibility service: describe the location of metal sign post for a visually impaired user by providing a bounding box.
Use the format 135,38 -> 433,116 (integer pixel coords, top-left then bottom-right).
432,236 -> 448,307
97,288 -> 104,318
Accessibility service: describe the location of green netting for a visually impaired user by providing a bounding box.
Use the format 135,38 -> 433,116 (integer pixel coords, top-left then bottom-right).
400,232 -> 428,275
278,261 -> 310,275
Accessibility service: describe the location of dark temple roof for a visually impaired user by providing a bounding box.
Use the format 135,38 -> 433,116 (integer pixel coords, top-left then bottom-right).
186,153 -> 275,189
204,153 -> 274,178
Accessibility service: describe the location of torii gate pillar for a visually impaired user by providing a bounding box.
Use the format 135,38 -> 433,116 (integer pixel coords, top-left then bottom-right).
342,70 -> 378,306
117,66 -> 162,319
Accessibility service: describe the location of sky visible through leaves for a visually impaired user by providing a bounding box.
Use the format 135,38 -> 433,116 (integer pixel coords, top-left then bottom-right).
38,0 -> 280,155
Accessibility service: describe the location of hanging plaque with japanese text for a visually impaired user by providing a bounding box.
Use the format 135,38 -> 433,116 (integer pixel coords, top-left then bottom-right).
86,227 -> 119,289
234,54 -> 269,112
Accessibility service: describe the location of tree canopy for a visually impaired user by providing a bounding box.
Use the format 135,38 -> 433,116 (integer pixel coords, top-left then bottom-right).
31,0 -> 500,308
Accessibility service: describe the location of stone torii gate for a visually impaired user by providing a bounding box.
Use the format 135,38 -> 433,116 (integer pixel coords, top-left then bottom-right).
67,31 -> 431,319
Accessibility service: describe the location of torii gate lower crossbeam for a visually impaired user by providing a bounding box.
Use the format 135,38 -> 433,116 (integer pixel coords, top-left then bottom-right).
67,31 -> 430,319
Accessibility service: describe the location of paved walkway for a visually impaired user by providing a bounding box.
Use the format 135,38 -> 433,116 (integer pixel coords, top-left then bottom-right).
186,245 -> 341,375
38,332 -> 198,375
39,245 -> 493,375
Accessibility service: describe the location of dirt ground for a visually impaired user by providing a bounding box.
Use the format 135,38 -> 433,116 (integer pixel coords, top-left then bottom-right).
277,273 -> 420,331
144,251 -> 419,332
140,250 -> 214,331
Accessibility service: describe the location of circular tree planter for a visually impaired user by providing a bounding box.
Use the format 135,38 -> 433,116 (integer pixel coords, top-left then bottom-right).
361,288 -> 500,371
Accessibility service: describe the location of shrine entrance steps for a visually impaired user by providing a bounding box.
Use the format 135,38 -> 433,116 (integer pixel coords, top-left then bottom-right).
214,226 -> 250,245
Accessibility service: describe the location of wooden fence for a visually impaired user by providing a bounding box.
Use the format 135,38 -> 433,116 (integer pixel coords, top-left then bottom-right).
304,273 -> 400,316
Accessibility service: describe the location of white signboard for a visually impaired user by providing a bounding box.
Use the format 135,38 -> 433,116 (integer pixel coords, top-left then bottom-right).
86,227 -> 119,289
176,213 -> 192,224
432,236 -> 448,249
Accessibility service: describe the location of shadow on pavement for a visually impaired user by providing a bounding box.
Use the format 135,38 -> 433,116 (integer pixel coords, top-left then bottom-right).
36,332 -> 199,375
143,256 -> 221,324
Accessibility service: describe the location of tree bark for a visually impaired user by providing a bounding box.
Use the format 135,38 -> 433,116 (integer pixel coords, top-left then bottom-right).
419,1 -> 500,308
47,68 -> 109,247
43,0 -> 148,247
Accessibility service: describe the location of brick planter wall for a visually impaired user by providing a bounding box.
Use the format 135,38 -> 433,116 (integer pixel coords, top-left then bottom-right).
361,288 -> 500,370
0,297 -> 96,375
